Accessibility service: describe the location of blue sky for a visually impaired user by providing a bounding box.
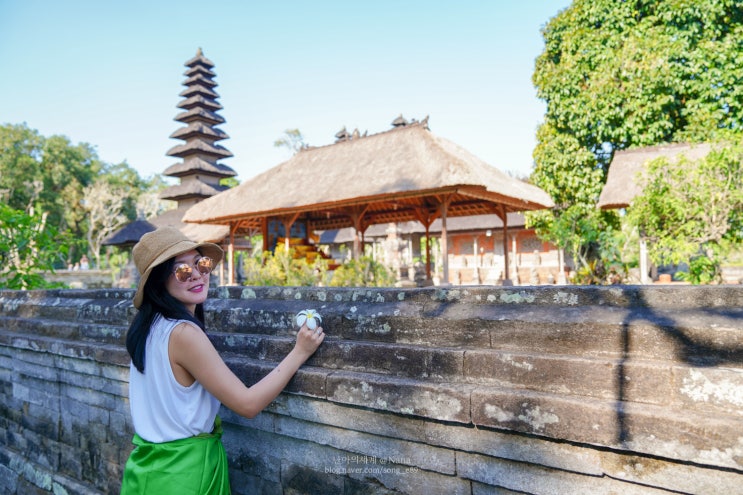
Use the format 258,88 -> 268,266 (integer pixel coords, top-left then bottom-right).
0,1 -> 571,182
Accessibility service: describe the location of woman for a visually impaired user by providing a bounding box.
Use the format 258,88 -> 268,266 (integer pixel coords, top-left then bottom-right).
121,227 -> 324,494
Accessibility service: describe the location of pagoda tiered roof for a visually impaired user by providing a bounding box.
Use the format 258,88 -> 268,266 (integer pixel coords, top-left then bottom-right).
173,107 -> 225,126
166,140 -> 234,160
169,122 -> 229,141
162,157 -> 237,178
158,180 -> 229,202
179,85 -> 219,99
159,47 -> 237,205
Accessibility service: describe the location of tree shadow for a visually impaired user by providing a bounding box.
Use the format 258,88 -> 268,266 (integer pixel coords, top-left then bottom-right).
615,290 -> 743,446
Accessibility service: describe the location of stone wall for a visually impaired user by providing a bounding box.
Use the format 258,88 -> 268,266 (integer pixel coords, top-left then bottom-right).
0,285 -> 742,494
43,269 -> 114,289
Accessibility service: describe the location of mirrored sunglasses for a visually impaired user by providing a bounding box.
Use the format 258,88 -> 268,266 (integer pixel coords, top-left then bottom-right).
172,257 -> 214,283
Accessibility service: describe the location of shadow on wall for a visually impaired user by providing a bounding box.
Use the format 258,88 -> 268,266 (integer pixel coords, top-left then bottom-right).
616,291 -> 743,446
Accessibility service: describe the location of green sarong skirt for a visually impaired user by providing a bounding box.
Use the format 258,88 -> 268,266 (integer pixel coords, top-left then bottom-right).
121,417 -> 230,494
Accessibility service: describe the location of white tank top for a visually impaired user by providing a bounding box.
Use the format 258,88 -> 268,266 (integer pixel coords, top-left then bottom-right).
128,315 -> 221,443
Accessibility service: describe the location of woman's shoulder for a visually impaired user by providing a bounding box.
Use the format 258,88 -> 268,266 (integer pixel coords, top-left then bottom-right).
171,320 -> 202,334
153,315 -> 201,335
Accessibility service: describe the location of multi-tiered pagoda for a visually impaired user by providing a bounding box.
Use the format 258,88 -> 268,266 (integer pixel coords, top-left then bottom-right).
105,48 -> 235,250
104,49 -> 237,285
160,48 -> 236,211
150,48 -> 236,242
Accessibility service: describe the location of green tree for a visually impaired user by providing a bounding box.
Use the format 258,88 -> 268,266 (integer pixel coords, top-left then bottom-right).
0,124 -> 44,212
627,138 -> 743,283
135,174 -> 174,220
530,0 -> 743,278
0,124 -> 158,268
0,204 -> 68,289
0,123 -> 101,264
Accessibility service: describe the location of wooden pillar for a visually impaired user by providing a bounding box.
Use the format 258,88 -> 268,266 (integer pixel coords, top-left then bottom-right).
281,212 -> 301,252
228,222 -> 236,285
412,206 -> 440,283
345,205 -> 369,260
425,224 -> 432,280
557,248 -> 567,284
440,196 -> 452,285
262,217 -> 269,253
497,205 -> 512,286
640,237 -> 649,285
510,234 -> 517,284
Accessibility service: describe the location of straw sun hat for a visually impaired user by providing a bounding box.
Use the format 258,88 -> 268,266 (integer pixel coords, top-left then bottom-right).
131,226 -> 224,309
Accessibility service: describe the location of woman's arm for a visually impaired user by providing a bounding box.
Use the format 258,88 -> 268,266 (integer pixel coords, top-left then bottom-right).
169,322 -> 324,418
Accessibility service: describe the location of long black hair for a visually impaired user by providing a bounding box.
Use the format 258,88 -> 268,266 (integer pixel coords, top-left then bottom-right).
126,256 -> 207,373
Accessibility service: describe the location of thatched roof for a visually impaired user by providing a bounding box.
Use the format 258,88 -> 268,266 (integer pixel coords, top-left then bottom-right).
598,143 -> 712,209
177,95 -> 223,112
102,220 -> 157,247
150,207 -> 229,243
183,123 -> 553,232
173,108 -> 225,126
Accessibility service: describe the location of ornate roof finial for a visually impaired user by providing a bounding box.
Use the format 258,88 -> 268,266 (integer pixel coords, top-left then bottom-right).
391,114 -> 408,127
335,126 -> 350,142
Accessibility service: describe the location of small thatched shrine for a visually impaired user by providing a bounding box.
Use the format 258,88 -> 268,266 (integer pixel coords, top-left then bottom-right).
597,142 -> 712,210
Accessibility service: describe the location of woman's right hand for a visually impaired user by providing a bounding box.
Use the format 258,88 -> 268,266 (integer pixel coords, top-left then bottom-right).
295,324 -> 325,358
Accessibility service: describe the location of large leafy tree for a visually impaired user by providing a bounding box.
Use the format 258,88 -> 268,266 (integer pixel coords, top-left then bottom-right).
0,124 -> 101,263
0,123 -> 158,268
529,0 -> 743,277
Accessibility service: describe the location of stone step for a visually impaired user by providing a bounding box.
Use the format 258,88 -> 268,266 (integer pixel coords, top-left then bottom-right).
0,290 -> 133,324
2,288 -> 741,367
0,316 -> 126,344
2,302 -> 738,369
0,329 -> 129,367
4,316 -> 739,421
3,285 -> 742,321
212,285 -> 743,309
225,358 -> 743,473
